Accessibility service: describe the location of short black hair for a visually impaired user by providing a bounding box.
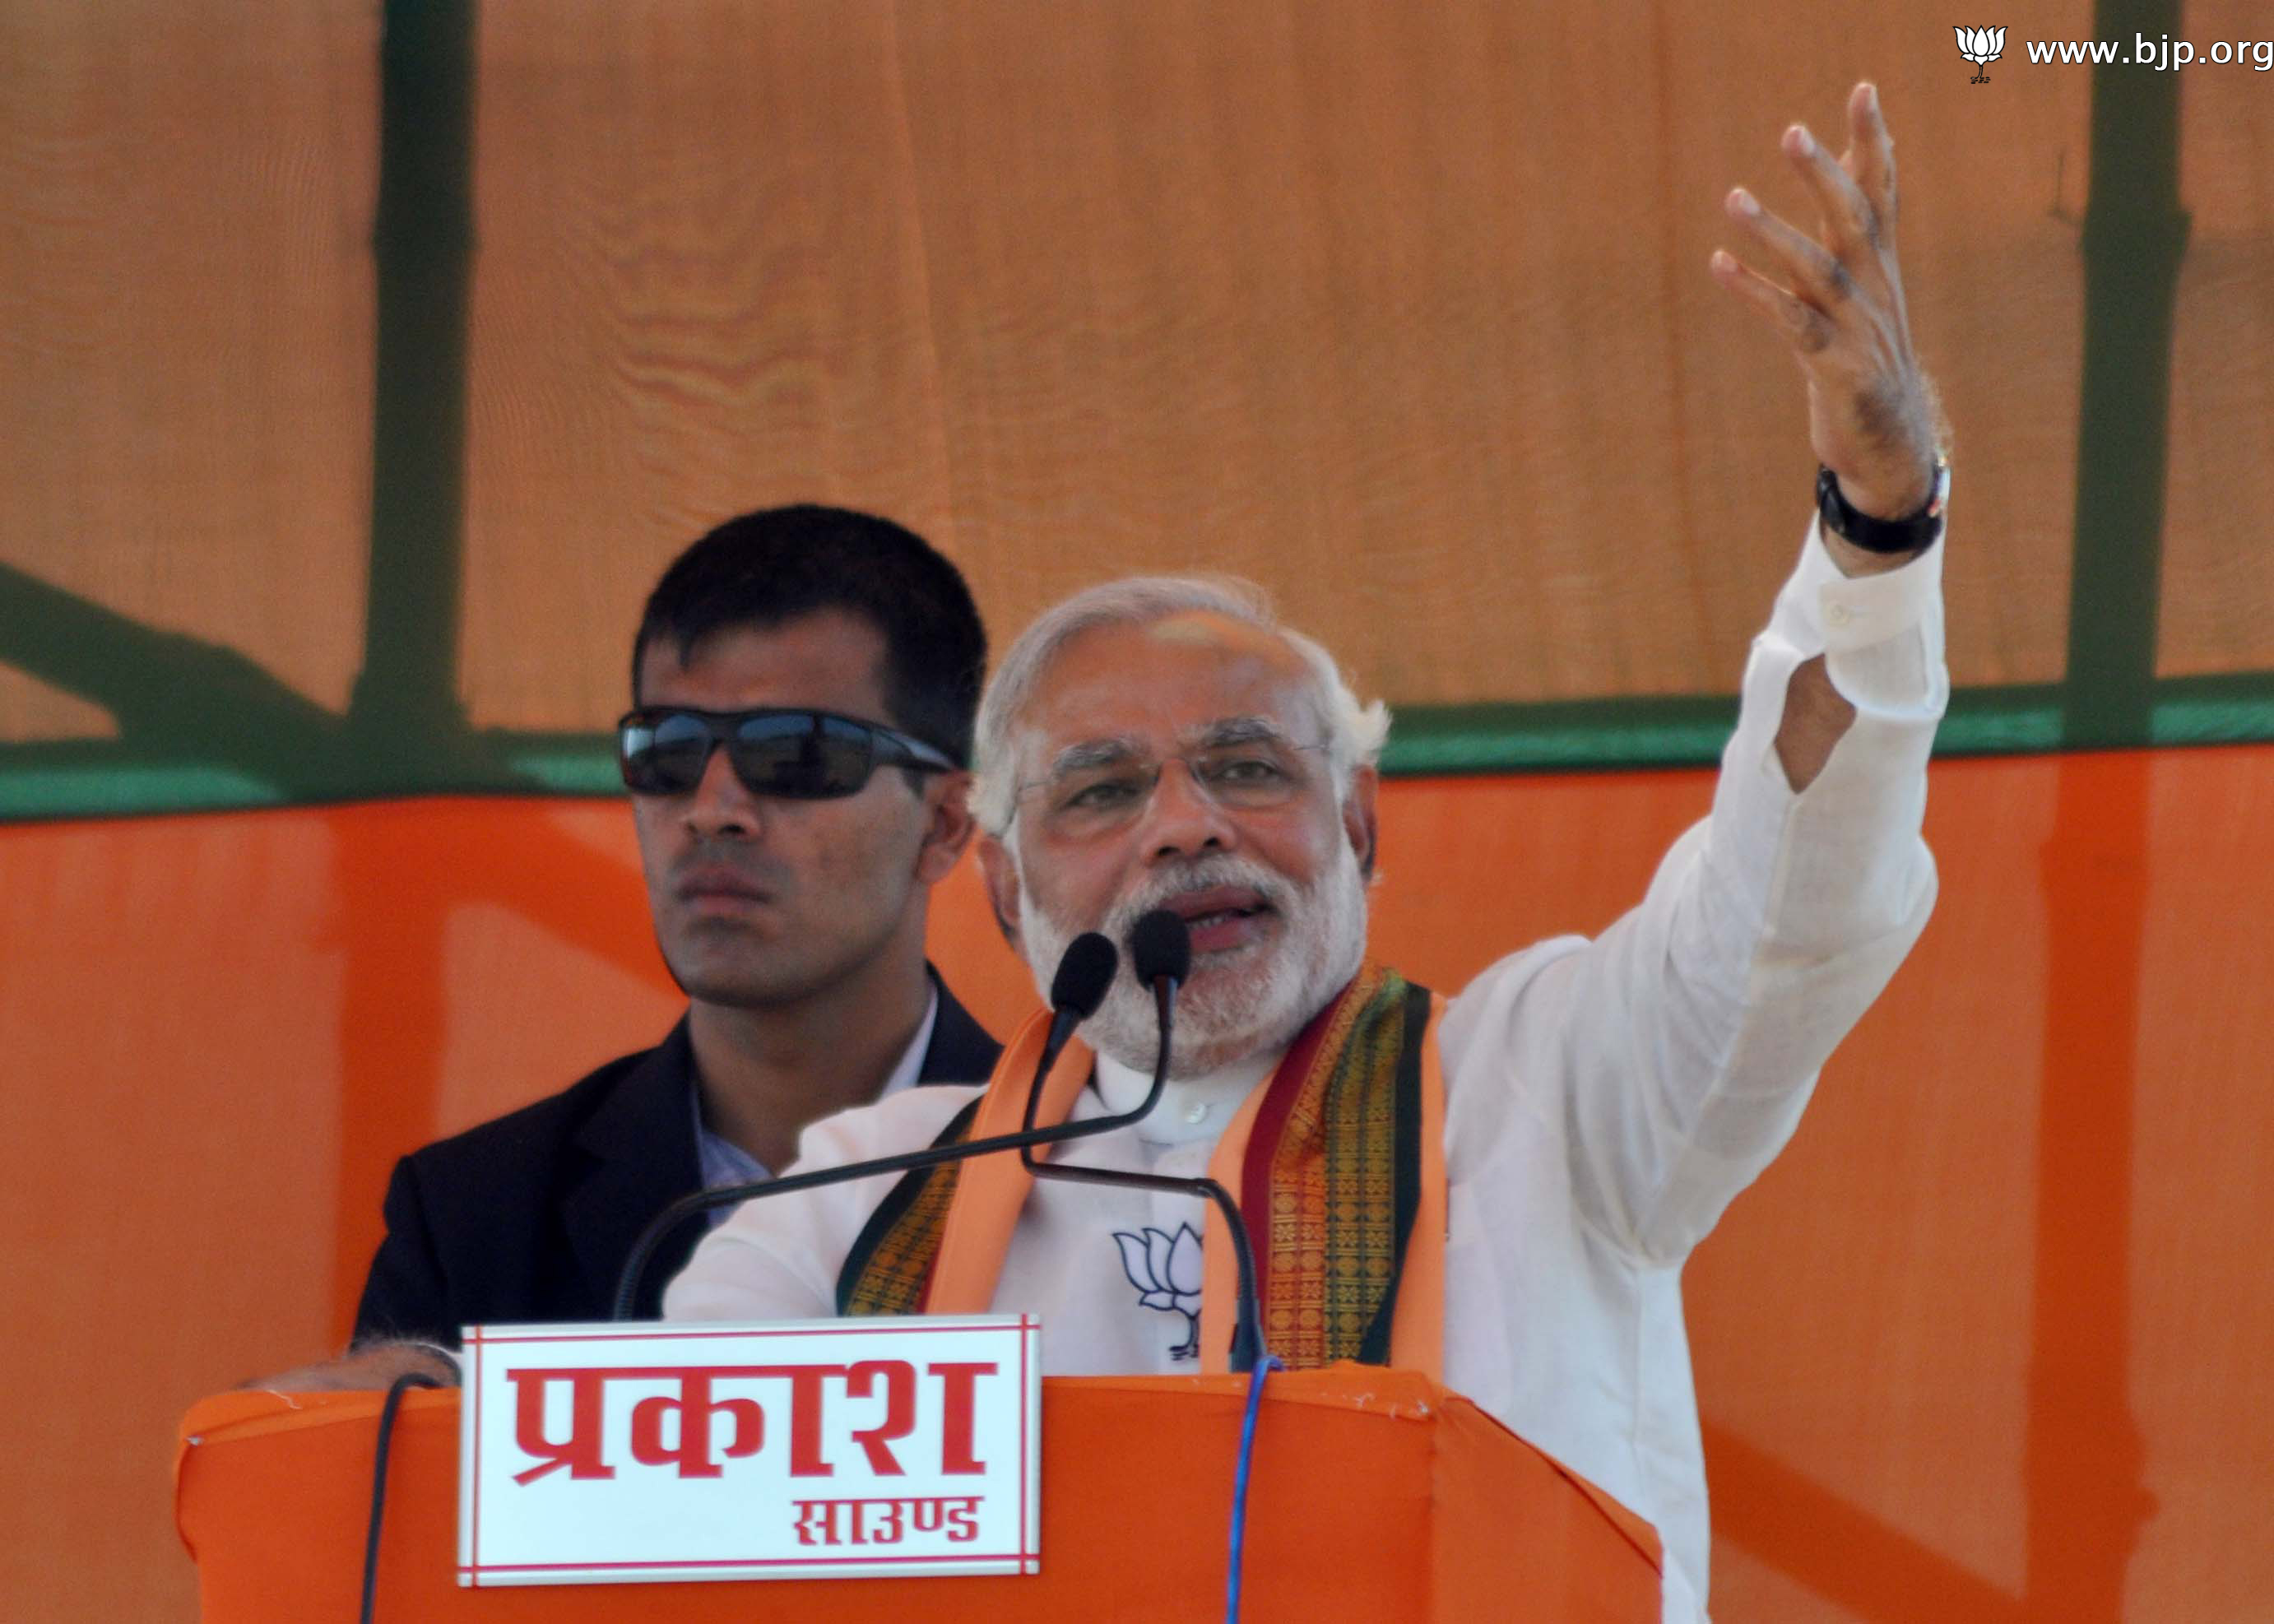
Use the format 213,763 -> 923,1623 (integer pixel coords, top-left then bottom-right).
633,505 -> 986,767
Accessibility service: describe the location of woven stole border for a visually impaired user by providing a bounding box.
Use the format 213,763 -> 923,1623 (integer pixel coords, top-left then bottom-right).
836,1097 -> 983,1315
1241,967 -> 1431,1368
837,971 -> 1432,1362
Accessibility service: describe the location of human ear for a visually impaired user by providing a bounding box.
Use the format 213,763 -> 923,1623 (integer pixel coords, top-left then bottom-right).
914,773 -> 978,885
976,834 -> 1024,950
1342,767 -> 1381,881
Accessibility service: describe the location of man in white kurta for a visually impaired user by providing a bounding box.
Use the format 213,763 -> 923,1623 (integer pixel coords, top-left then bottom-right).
668,516 -> 1942,1617
671,81 -> 1947,1621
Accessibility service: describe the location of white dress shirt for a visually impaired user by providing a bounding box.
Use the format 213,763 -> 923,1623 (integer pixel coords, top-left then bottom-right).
667,517 -> 1947,1621
690,985 -> 939,1207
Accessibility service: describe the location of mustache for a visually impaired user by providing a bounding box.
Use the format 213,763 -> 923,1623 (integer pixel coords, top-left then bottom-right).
1101,856 -> 1293,940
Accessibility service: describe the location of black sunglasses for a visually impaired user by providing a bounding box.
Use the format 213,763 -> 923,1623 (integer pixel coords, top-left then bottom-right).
616,707 -> 959,800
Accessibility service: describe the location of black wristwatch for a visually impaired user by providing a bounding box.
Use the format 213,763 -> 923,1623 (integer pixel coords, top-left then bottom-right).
1816,455 -> 1949,554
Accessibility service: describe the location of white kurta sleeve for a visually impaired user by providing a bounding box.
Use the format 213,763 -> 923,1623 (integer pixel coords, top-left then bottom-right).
1444,515 -> 1947,1264
664,1084 -> 984,1321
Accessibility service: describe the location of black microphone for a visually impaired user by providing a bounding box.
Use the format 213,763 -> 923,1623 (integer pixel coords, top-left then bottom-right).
1130,906 -> 1192,988
1020,909 -> 1267,1372
1020,930 -> 1118,1141
611,930 -> 1149,1322
612,918 -> 1268,1371
1043,931 -> 1119,1072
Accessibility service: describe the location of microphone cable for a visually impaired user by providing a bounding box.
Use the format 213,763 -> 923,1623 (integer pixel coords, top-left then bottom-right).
610,931 -> 1125,1320
359,1367 -> 442,1624
1225,1353 -> 1284,1624
1019,911 -> 1269,1371
1017,910 -> 1282,1617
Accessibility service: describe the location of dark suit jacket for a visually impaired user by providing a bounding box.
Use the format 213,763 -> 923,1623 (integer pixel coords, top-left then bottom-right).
352,973 -> 1001,1345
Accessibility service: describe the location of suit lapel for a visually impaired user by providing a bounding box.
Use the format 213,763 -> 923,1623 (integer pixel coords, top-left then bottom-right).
563,1019 -> 704,1321
566,980 -> 998,1321
920,972 -> 1005,1084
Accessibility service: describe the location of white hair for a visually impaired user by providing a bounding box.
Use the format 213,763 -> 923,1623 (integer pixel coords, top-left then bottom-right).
972,574 -> 1390,836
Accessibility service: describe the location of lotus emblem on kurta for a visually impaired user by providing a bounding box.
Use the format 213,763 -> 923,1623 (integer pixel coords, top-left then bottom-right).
1115,1222 -> 1204,1360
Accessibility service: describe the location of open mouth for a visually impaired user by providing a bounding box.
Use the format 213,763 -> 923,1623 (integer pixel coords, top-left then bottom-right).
1161,886 -> 1278,954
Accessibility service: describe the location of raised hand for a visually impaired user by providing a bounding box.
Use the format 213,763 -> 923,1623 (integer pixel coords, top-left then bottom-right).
1711,81 -> 1942,527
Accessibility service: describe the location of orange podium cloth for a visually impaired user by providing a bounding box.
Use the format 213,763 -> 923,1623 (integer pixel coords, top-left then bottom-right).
178,1366 -> 1659,1621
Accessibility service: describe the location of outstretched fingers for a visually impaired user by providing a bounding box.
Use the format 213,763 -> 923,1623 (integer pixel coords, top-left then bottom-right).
1711,82 -> 1910,360
1709,81 -> 1938,517
1709,247 -> 1834,354
1844,81 -> 1898,244
1724,185 -> 1854,315
1781,119 -> 1884,270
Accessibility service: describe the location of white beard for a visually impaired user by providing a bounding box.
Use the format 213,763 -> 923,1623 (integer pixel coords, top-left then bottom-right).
1014,837 -> 1371,1079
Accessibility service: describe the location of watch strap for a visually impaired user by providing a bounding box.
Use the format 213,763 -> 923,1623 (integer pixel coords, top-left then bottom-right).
1817,455 -> 1949,554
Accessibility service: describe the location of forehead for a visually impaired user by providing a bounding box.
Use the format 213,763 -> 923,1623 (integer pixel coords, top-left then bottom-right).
637,609 -> 890,717
1019,612 -> 1319,753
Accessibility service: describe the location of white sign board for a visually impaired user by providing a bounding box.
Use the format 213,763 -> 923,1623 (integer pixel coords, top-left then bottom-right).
457,1317 -> 1042,1587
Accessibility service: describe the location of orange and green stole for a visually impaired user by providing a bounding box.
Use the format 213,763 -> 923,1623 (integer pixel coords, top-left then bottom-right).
834,963 -> 1448,1377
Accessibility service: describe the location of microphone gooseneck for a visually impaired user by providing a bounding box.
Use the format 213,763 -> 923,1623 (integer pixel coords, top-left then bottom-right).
1130,904 -> 1191,1085
612,927 -> 1210,1325
1025,932 -> 1119,1139
1021,908 -> 1268,1372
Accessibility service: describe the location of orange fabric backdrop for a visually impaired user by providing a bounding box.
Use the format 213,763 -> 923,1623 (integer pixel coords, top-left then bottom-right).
3,748 -> 2272,1618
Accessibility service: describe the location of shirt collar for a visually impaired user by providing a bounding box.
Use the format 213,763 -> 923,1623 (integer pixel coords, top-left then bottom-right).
1092,1041 -> 1283,1144
879,987 -> 941,1102
692,984 -> 941,1201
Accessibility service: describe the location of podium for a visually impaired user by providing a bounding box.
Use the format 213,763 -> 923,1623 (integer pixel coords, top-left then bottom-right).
178,1365 -> 1659,1620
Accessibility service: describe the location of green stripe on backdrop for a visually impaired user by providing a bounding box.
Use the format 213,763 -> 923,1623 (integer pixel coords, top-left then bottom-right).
2063,0 -> 2187,749
476,682 -> 2274,779
7,680 -> 2273,823
1385,686 -> 2079,773
350,0 -> 482,765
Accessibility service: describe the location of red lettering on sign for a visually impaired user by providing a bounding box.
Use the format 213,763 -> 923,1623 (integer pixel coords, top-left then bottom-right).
788,1496 -> 983,1547
864,1498 -> 907,1543
791,1499 -> 843,1546
842,1359 -> 917,1476
507,1368 -> 618,1485
929,1361 -> 996,1475
945,1493 -> 983,1541
627,1371 -> 765,1479
760,1364 -> 837,1478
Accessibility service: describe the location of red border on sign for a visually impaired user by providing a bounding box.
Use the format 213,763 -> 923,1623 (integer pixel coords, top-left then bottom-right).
1018,1317 -> 1032,1561
474,1321 -> 1009,1345
461,1552 -> 1025,1575
468,1326 -> 483,1566
460,1320 -> 1042,1585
